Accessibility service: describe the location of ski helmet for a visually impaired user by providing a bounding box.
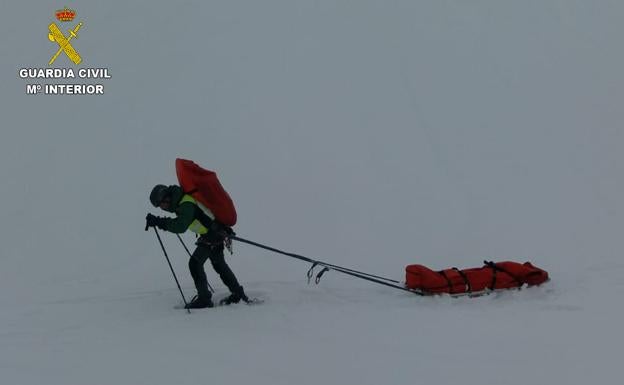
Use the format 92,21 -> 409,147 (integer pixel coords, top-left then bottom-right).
150,184 -> 169,207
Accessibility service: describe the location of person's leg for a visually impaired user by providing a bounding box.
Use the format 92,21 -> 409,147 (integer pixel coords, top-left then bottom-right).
209,245 -> 247,302
188,244 -> 212,301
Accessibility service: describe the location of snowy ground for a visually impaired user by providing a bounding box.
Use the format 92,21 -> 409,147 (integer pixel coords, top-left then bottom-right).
2,269 -> 623,385
2,241 -> 622,385
1,1 -> 623,384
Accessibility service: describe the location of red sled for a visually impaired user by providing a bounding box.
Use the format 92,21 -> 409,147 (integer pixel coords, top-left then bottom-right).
175,158 -> 237,226
405,261 -> 549,295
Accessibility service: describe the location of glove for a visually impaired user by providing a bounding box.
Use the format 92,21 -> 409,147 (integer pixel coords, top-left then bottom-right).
145,213 -> 167,230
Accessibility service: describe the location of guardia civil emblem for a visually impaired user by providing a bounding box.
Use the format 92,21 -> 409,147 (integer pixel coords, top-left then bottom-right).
48,7 -> 83,65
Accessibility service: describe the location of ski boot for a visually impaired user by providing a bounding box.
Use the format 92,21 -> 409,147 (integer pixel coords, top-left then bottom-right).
185,295 -> 214,309
219,287 -> 249,305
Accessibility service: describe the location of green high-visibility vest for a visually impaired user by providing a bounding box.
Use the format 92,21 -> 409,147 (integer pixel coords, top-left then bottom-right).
179,194 -> 214,235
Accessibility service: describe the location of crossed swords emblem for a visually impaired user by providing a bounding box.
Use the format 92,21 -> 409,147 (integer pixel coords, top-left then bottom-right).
48,22 -> 83,65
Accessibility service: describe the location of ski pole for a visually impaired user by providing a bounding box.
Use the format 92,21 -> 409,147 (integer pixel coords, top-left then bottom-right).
151,228 -> 191,313
176,234 -> 215,293
230,235 -> 422,295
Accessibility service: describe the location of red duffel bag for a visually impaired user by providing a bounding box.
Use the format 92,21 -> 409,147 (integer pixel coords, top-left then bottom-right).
175,158 -> 238,226
405,261 -> 549,295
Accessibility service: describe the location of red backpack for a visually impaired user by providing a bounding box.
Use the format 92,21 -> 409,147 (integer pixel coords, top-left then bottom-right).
175,158 -> 237,226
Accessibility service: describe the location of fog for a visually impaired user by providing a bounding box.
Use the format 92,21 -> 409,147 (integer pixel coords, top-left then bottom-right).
1,1 -> 622,384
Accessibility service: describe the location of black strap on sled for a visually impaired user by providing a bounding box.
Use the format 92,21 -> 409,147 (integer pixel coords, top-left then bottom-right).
487,262 -> 497,290
484,261 -> 524,286
439,268 -> 474,295
453,267 -> 472,294
439,270 -> 454,294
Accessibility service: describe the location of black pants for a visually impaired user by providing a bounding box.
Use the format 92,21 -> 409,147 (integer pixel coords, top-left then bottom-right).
188,242 -> 243,299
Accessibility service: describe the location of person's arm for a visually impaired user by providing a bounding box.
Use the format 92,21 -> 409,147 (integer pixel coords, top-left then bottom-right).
162,202 -> 196,233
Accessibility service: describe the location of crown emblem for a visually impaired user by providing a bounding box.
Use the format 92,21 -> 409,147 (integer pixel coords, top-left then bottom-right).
55,7 -> 76,22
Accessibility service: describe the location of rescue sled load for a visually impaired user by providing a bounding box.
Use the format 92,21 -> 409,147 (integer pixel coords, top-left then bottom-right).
405,261 -> 549,295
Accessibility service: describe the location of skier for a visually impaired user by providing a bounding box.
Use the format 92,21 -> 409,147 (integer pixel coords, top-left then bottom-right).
146,184 -> 249,309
